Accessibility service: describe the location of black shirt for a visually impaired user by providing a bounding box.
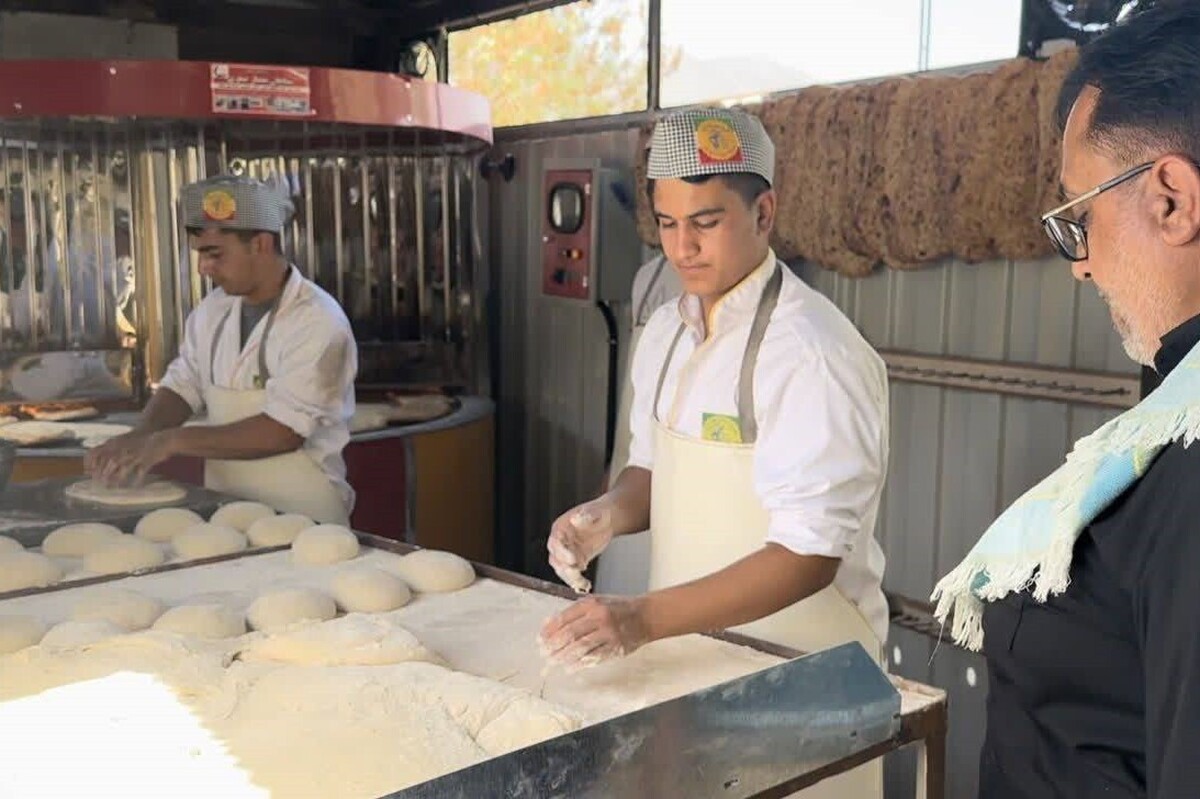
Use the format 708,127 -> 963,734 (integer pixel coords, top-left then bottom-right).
979,312 -> 1200,798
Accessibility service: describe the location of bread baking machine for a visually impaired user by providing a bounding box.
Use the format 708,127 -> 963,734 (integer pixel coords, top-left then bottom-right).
0,59 -> 493,413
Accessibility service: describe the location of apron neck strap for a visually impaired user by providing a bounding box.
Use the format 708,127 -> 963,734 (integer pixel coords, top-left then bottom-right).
652,260 -> 784,444
737,261 -> 783,443
652,324 -> 687,424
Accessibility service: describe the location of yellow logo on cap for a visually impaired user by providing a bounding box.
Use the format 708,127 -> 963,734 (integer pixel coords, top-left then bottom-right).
701,413 -> 743,443
202,189 -> 237,221
694,119 -> 744,165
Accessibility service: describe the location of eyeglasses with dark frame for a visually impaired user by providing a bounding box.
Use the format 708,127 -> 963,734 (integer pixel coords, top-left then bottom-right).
1040,161 -> 1154,262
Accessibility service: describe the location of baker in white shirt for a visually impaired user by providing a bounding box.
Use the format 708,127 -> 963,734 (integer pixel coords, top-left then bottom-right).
86,175 -> 358,525
541,107 -> 889,683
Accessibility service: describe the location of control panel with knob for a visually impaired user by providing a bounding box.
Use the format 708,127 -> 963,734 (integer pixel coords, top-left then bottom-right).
539,159 -> 639,304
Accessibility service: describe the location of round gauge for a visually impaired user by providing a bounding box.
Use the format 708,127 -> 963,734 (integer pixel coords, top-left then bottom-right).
548,183 -> 585,234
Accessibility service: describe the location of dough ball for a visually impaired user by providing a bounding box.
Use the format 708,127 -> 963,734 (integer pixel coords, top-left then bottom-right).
0,551 -> 63,592
393,549 -> 475,593
247,588 -> 337,632
330,567 -> 412,613
40,619 -> 125,649
70,589 -> 163,631
172,524 -> 247,561
210,501 -> 275,532
239,614 -> 437,666
135,508 -> 204,542
291,525 -> 359,566
0,615 -> 47,655
246,513 -> 313,548
83,537 -> 165,576
0,536 -> 24,554
152,604 -> 246,639
42,522 -> 125,557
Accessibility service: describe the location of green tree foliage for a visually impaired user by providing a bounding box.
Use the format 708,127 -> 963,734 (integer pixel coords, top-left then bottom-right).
449,0 -> 679,127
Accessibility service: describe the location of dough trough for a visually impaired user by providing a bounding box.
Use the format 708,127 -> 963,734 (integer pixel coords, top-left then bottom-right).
0,485 -> 948,798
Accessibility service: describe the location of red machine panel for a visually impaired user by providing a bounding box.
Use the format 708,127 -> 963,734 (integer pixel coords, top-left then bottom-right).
344,437 -> 409,541
541,169 -> 594,301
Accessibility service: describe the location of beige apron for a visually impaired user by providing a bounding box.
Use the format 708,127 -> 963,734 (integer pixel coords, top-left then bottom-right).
647,261 -> 882,799
202,275 -> 349,526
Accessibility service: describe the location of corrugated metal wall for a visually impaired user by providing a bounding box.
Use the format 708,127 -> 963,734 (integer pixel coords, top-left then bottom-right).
484,123 -> 1138,799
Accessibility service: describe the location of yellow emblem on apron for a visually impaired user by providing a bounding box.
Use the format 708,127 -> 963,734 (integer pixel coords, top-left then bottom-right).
701,413 -> 743,443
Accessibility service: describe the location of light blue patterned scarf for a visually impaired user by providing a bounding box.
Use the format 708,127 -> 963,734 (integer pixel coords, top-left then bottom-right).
932,343 -> 1200,652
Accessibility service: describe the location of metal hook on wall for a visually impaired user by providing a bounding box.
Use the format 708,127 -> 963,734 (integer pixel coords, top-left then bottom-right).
479,153 -> 515,183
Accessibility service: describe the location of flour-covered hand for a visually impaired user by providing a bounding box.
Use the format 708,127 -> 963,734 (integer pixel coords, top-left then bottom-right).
538,595 -> 650,669
546,498 -> 616,593
85,429 -> 176,487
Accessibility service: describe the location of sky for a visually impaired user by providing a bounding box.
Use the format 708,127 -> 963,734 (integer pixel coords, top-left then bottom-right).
448,0 -> 1027,120
656,0 -> 1024,105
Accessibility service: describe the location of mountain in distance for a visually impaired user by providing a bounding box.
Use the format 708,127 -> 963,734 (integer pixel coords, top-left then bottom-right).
660,50 -> 817,105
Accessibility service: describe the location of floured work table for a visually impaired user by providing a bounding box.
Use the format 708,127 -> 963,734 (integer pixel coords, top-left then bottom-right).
0,512 -> 946,799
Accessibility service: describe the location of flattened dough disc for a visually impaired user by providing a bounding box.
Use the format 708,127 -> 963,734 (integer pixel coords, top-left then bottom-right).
65,479 -> 188,508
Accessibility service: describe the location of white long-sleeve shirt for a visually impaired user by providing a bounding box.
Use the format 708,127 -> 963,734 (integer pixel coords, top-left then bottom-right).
627,250 -> 890,642
159,265 -> 358,514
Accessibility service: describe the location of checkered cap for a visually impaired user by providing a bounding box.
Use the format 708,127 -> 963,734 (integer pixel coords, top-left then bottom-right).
646,107 -> 774,186
181,175 -> 294,233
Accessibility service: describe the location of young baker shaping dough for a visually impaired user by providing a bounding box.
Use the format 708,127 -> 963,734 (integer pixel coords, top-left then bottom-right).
86,176 -> 358,525
540,107 -> 891,797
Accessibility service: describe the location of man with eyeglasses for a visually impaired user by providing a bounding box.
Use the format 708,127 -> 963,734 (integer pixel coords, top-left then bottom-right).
932,4 -> 1200,798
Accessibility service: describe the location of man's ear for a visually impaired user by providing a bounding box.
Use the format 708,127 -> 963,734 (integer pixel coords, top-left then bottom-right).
1151,155 -> 1200,248
254,231 -> 272,255
755,189 -> 777,234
